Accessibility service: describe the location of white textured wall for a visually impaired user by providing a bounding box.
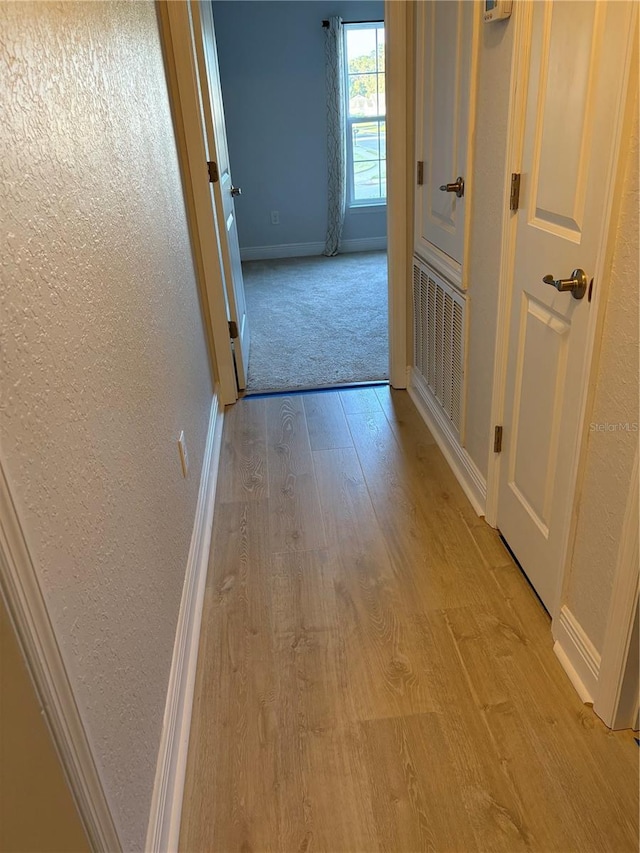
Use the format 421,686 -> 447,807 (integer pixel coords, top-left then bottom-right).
0,2 -> 213,849
565,101 -> 639,652
463,18 -> 513,477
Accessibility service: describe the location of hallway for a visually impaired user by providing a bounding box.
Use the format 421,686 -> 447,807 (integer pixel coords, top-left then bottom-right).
180,387 -> 638,852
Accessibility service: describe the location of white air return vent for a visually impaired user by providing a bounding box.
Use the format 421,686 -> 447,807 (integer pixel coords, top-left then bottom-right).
412,257 -> 466,433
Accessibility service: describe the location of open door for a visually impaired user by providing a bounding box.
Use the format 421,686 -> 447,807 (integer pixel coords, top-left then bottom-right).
189,0 -> 250,389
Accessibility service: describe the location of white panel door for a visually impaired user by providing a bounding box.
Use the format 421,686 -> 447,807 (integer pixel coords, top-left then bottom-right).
415,0 -> 475,289
191,0 -> 250,389
497,1 -> 635,613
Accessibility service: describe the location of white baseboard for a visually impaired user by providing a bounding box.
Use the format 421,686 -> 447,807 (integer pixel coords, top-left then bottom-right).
407,367 -> 487,516
552,605 -> 601,705
594,452 -> 639,729
240,236 -> 387,261
341,237 -> 388,254
145,392 -> 224,853
240,240 -> 324,261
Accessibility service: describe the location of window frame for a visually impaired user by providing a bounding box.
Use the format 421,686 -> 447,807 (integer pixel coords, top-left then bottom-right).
343,21 -> 386,209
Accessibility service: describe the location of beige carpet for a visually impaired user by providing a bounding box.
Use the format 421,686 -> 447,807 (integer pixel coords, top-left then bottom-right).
241,251 -> 388,393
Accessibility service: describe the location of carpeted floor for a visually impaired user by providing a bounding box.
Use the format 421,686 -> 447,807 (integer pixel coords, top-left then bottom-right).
241,251 -> 388,393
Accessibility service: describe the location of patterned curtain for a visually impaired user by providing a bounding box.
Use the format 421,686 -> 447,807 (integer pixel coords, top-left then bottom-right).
323,16 -> 346,257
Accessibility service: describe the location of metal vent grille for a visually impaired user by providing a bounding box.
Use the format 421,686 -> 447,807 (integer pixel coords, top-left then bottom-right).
412,257 -> 466,433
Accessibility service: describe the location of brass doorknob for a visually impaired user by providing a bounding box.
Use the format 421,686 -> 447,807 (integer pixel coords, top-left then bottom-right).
542,268 -> 587,300
439,176 -> 464,198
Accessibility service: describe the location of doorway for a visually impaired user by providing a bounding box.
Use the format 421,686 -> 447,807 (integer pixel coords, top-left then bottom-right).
242,252 -> 388,392
212,1 -> 390,394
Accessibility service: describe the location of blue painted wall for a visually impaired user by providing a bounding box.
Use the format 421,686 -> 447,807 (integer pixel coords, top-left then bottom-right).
212,0 -> 386,252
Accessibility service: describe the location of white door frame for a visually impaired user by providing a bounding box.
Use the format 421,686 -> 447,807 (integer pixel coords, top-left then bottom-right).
160,0 -> 408,398
485,2 -> 638,720
157,0 -> 239,406
386,0 -> 409,388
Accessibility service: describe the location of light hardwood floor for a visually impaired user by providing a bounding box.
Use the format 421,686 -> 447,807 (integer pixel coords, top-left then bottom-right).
180,387 -> 639,853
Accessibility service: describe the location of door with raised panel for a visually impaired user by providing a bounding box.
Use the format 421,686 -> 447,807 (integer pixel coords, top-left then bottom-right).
415,0 -> 476,289
191,0 -> 250,389
497,1 -> 635,613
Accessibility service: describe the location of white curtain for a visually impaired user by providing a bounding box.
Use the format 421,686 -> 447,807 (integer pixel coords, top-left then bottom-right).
323,16 -> 346,257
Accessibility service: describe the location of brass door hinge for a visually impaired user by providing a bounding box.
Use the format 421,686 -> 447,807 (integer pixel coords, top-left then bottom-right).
494,425 -> 503,453
228,320 -> 238,339
510,173 -> 521,211
207,161 -> 219,183
417,161 -> 424,186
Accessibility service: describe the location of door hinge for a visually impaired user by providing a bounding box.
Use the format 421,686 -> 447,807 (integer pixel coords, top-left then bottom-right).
509,172 -> 521,211
417,161 -> 424,186
494,425 -> 503,453
207,161 -> 219,183
228,320 -> 238,339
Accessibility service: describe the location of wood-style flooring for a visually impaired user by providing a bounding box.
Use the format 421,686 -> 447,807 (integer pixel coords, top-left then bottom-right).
180,387 -> 638,853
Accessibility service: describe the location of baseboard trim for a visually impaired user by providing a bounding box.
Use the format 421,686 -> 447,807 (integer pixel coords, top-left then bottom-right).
145,392 -> 224,853
552,605 -> 601,705
594,451 -> 639,729
341,237 -> 388,253
240,236 -> 387,261
0,471 -> 121,849
407,367 -> 487,516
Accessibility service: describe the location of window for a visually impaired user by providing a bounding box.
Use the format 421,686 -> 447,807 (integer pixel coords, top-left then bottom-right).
343,22 -> 386,206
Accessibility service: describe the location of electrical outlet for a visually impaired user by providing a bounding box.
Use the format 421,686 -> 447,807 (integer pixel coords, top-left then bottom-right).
270,210 -> 280,225
177,430 -> 189,478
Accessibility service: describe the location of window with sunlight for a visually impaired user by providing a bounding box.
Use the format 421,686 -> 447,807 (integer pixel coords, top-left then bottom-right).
343,22 -> 386,206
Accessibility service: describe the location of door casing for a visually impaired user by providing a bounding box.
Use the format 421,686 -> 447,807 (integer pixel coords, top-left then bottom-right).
192,0 -> 251,390
385,0 -> 409,388
158,0 -> 240,405
159,0 -> 409,401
